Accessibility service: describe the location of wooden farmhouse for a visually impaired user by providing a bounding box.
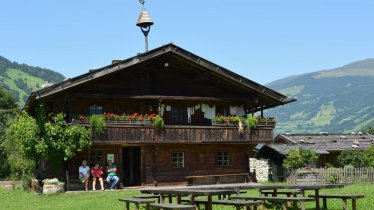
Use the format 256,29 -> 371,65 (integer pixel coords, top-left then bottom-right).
257,133 -> 374,181
26,44 -> 294,187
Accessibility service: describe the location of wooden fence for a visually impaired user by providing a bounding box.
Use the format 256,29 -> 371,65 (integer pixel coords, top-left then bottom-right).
287,167 -> 374,185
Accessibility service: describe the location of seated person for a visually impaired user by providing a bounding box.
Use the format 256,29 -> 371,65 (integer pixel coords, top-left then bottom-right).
106,160 -> 119,189
78,160 -> 90,191
91,163 -> 104,191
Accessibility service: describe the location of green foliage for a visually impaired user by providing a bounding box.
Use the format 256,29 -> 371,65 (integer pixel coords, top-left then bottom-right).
246,116 -> 258,131
337,150 -> 367,168
2,113 -> 38,189
363,126 -> 374,135
152,115 -> 164,130
283,148 -> 319,169
89,114 -> 106,134
2,109 -> 92,190
283,149 -> 303,169
364,145 -> 374,167
42,113 -> 92,161
0,88 -> 18,178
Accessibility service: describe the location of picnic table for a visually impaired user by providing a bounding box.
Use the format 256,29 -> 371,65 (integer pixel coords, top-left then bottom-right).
141,188 -> 235,210
212,183 -> 344,210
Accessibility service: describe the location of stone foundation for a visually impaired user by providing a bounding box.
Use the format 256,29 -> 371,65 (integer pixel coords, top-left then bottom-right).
249,158 -> 270,182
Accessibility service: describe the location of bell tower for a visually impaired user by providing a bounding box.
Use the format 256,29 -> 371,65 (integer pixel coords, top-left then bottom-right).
136,0 -> 154,52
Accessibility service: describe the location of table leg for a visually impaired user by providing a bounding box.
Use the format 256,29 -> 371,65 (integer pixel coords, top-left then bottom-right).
145,203 -> 150,210
323,197 -> 327,210
272,189 -> 277,197
168,194 -> 172,203
314,190 -> 320,210
160,194 -> 165,203
300,190 -> 306,210
293,201 -> 297,210
135,203 -> 139,210
190,195 -> 196,205
352,198 -> 357,210
207,195 -> 212,210
342,198 -> 348,210
177,195 -> 181,204
125,202 -> 130,210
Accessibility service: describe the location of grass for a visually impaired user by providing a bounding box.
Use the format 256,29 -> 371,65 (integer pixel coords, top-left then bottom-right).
0,68 -> 44,106
310,101 -> 336,126
0,184 -> 373,210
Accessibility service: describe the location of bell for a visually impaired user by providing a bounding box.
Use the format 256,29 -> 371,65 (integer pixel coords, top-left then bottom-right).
136,9 -> 154,27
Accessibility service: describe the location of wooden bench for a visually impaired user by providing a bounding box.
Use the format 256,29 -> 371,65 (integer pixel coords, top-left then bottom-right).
185,173 -> 249,186
133,194 -> 161,203
231,196 -> 315,210
118,198 -> 155,210
260,190 -> 301,197
150,203 -> 196,210
195,198 -> 262,210
308,194 -> 365,210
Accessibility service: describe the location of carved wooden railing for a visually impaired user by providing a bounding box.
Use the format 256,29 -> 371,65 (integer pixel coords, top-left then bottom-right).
72,121 -> 275,144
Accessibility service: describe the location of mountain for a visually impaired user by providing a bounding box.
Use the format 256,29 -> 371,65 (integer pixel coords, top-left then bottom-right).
0,56 -> 65,105
266,58 -> 374,134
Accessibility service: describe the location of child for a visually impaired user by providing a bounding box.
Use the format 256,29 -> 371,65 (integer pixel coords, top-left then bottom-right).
91,163 -> 105,191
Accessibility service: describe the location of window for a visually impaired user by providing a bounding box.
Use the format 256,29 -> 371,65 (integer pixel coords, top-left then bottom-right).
171,107 -> 184,124
217,151 -> 230,166
89,150 -> 103,166
172,152 -> 185,169
89,105 -> 103,115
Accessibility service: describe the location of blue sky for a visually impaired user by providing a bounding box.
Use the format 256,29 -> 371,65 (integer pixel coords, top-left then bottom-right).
1,0 -> 374,84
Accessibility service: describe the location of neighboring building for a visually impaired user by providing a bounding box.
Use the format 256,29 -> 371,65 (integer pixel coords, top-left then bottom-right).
25,44 -> 294,187
257,133 -> 374,181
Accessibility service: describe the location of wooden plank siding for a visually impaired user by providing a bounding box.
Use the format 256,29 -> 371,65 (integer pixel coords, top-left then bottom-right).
68,144 -> 255,186
87,125 -> 274,144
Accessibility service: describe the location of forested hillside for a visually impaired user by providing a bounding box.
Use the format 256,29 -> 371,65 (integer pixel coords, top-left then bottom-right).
266,59 -> 374,134
0,56 -> 65,105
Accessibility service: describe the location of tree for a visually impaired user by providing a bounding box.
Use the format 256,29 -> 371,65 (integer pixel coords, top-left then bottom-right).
0,88 -> 18,178
2,112 -> 38,189
41,113 -> 92,161
283,148 -> 319,169
2,108 -> 92,190
364,145 -> 374,167
363,126 -> 374,135
337,150 -> 367,168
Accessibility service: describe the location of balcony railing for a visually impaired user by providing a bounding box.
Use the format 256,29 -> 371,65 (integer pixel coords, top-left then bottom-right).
72,120 -> 275,144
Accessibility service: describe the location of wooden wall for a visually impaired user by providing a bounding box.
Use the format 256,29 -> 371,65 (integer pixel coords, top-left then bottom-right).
143,144 -> 255,185
67,145 -> 122,180
67,143 -> 255,186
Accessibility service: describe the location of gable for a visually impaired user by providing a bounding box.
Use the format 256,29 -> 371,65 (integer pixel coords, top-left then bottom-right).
26,44 -> 295,111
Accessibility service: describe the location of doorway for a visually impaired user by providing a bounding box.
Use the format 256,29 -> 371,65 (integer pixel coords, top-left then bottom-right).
122,147 -> 141,186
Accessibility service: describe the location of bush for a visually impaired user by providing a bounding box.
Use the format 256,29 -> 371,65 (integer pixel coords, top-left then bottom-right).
283,148 -> 319,169
364,144 -> 374,167
152,115 -> 164,130
337,150 -> 367,168
246,116 -> 258,131
89,115 -> 106,134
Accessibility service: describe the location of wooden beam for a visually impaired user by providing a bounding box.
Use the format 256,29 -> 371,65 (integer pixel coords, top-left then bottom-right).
72,93 -> 255,102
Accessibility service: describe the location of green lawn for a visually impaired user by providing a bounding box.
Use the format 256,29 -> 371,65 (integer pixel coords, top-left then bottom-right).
0,184 -> 373,210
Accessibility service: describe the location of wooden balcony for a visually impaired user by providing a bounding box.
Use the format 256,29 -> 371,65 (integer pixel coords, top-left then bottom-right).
77,122 -> 275,144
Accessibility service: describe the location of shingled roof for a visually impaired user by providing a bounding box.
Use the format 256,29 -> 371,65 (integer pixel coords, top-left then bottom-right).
25,43 -> 295,112
262,133 -> 374,155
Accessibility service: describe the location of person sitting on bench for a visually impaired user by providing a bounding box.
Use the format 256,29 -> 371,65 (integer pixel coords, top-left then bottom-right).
106,160 -> 119,189
79,160 -> 90,192
91,163 -> 105,191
